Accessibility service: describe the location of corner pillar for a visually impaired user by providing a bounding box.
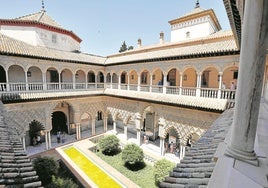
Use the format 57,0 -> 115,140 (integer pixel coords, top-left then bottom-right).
225,0 -> 268,166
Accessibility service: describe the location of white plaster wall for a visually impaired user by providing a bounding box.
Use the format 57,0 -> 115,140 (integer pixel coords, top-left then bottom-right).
170,15 -> 219,43
1,25 -> 80,52
1,26 -> 37,46
36,28 -> 80,52
171,22 -> 212,42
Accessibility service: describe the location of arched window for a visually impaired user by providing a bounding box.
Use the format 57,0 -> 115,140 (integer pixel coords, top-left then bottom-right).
186,31 -> 190,38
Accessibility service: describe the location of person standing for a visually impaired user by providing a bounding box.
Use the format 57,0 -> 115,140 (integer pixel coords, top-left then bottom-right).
57,131 -> 61,143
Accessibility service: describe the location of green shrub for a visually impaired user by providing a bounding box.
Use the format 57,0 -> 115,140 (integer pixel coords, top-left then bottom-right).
47,176 -> 79,188
33,156 -> 59,186
154,159 -> 175,186
121,144 -> 144,167
98,134 -> 120,155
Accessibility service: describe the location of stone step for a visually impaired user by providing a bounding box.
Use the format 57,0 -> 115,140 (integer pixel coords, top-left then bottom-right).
177,162 -> 216,168
173,166 -> 214,173
164,176 -> 210,185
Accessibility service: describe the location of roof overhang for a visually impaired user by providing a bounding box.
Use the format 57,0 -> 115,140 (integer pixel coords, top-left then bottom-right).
168,9 -> 222,31
222,0 -> 242,49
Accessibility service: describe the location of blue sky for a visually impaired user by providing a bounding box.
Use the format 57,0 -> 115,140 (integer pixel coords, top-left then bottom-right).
0,0 -> 230,56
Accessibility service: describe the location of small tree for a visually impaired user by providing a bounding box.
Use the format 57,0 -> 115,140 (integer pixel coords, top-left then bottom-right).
121,144 -> 144,165
154,159 -> 175,186
98,134 -> 120,155
119,41 -> 128,52
33,156 -> 59,186
47,176 -> 79,188
119,41 -> 133,53
29,120 -> 45,145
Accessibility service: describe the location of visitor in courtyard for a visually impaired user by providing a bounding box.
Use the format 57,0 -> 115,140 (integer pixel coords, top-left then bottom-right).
36,135 -> 41,145
61,132 -> 65,143
32,136 -> 37,146
170,142 -> 174,153
230,82 -> 236,90
57,131 -> 61,143
222,82 -> 226,89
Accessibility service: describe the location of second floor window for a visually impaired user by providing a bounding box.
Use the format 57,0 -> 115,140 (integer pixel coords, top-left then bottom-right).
52,34 -> 57,43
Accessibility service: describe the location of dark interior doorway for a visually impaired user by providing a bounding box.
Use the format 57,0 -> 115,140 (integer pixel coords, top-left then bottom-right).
52,111 -> 68,134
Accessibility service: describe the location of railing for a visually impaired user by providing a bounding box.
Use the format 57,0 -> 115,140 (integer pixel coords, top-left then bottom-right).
166,86 -> 180,95
129,84 -> 138,91
151,85 -> 163,93
0,82 -> 236,108
9,83 -> 27,91
120,84 -> 128,90
181,87 -> 196,96
200,88 -> 218,98
140,85 -> 150,92
29,83 -> 43,91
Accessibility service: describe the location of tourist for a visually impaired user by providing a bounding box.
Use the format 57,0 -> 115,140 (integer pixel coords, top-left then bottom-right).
222,82 -> 226,89
62,133 -> 65,143
36,135 -> 41,145
230,82 -> 236,90
32,136 -> 37,146
57,131 -> 61,143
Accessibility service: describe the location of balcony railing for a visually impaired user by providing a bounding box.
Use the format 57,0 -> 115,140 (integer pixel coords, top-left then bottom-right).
0,82 -> 236,108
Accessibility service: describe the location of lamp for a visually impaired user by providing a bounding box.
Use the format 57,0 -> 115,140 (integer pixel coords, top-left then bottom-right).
27,71 -> 31,77
183,75 -> 187,81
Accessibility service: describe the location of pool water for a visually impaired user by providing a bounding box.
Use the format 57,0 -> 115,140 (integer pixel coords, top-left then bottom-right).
64,147 -> 122,188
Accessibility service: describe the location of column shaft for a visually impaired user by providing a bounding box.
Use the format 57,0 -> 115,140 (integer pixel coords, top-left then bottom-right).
225,0 -> 268,166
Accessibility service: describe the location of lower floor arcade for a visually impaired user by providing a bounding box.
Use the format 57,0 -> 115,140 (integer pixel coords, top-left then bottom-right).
3,95 -> 220,159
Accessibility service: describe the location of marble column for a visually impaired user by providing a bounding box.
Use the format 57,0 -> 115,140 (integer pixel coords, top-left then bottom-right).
163,74 -> 167,94
218,72 -> 223,99
136,129 -> 141,146
225,0 -> 268,166
45,131 -> 49,150
48,131 -> 51,148
124,124 -> 128,140
127,75 -> 130,90
149,74 -> 153,92
179,73 -> 183,95
113,121 -> 117,133
91,120 -> 96,136
137,75 -> 141,91
104,116 -> 108,132
135,113 -> 142,145
72,73 -> 76,89
196,72 -> 202,97
25,71 -> 29,91
21,136 -> 26,151
42,72 -> 47,90
118,74 -> 121,90
160,137 -> 165,156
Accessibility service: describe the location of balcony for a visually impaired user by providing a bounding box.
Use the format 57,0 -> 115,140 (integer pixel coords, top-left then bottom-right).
0,82 -> 235,110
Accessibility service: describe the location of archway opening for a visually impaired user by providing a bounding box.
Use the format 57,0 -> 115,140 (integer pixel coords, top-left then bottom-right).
52,111 -> 68,134
165,127 -> 179,155
0,66 -> 6,91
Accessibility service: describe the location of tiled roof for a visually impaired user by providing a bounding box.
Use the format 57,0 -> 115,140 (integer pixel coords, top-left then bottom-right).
15,10 -> 63,29
0,30 -> 237,65
160,109 -> 233,187
181,7 -> 206,18
106,30 -> 238,64
104,89 -> 228,111
0,33 -> 106,65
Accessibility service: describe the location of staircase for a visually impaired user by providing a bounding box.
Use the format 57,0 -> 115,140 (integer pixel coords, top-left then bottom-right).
0,101 -> 42,187
159,109 -> 233,188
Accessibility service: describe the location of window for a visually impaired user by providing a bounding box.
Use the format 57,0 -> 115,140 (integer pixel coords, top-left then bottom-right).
52,34 -> 57,43
186,31 -> 190,38
233,71 -> 238,79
